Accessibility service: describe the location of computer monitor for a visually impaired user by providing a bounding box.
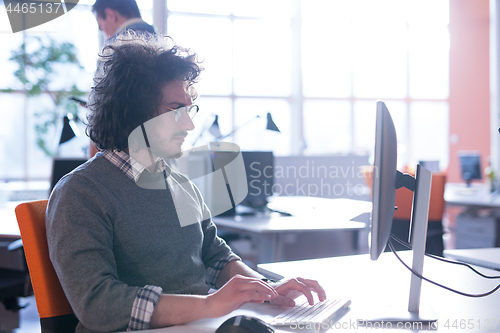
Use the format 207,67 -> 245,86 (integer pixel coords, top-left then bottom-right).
369,101 -> 435,324
50,157 -> 88,193
458,151 -> 482,186
178,143 -> 249,217
209,151 -> 274,213
370,101 -> 398,260
240,151 -> 274,209
182,147 -> 274,215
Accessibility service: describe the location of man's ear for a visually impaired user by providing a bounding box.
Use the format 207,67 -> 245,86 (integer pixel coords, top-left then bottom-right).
104,7 -> 118,22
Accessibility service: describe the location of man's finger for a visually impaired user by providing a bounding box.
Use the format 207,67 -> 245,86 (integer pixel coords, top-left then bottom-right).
232,276 -> 278,297
296,278 -> 327,302
277,278 -> 315,305
269,295 -> 295,307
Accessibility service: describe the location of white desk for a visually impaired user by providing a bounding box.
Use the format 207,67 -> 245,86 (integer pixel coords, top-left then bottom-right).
444,183 -> 500,248
213,198 -> 371,262
444,248 -> 500,270
259,252 -> 500,332
136,251 -> 500,332
444,183 -> 500,209
0,201 -> 22,239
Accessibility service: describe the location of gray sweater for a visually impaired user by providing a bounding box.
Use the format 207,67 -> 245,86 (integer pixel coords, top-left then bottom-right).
46,154 -> 233,332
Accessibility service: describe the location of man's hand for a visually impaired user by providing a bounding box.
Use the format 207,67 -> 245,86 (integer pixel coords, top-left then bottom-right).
206,274 -> 279,318
267,277 -> 327,307
212,261 -> 326,315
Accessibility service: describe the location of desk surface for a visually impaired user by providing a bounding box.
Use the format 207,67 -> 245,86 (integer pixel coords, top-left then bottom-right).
138,251 -> 500,332
444,248 -> 500,270
213,214 -> 366,234
213,198 -> 371,234
444,183 -> 500,208
0,201 -> 21,238
259,252 -> 500,332
213,198 -> 371,262
267,196 -> 371,218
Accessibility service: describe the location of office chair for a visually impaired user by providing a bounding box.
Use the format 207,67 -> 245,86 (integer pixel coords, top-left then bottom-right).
363,167 -> 447,256
15,200 -> 78,333
390,172 -> 447,256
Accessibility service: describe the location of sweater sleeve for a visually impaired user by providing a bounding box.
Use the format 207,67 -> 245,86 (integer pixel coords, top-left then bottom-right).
46,174 -> 145,332
198,199 -> 241,287
127,285 -> 162,331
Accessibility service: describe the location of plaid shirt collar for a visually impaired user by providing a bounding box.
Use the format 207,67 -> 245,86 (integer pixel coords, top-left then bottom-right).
101,150 -> 168,183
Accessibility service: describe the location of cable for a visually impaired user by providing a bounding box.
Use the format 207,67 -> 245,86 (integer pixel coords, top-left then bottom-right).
387,239 -> 500,297
390,234 -> 500,279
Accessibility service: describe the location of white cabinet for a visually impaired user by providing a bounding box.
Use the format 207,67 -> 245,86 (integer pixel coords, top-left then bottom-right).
455,213 -> 498,248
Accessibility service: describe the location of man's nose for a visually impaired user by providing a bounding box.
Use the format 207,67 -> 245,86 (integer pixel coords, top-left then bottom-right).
179,114 -> 195,131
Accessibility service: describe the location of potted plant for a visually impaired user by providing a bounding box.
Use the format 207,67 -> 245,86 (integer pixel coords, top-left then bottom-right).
6,35 -> 87,156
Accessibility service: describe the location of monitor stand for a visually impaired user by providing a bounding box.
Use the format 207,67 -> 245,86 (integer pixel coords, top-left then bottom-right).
362,165 -> 437,328
358,302 -> 436,329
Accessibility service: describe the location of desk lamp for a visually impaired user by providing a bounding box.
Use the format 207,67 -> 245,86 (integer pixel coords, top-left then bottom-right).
191,115 -> 223,147
208,115 -> 222,138
61,96 -> 89,145
59,113 -> 80,145
215,112 -> 280,141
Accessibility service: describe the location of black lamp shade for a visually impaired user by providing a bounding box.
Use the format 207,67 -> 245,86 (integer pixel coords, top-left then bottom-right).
213,112 -> 281,141
209,115 -> 222,138
59,116 -> 77,144
266,112 -> 280,132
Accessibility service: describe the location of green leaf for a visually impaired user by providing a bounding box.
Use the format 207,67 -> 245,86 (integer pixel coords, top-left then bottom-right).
7,35 -> 88,157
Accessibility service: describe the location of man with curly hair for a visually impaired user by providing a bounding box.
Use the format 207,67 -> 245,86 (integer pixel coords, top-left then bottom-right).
46,32 -> 326,332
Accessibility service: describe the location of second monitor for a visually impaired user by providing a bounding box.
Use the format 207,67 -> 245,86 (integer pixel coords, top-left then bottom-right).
210,150 -> 274,211
240,151 -> 274,209
182,148 -> 274,216
458,151 -> 482,187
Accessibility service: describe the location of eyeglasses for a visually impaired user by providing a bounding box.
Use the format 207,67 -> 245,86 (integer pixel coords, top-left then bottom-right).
159,104 -> 199,122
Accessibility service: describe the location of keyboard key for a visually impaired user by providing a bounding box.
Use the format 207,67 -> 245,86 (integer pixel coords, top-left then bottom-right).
270,298 -> 346,326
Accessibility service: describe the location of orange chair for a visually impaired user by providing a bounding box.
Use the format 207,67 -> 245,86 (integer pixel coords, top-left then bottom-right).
15,200 -> 78,333
362,167 -> 447,256
392,172 -> 446,256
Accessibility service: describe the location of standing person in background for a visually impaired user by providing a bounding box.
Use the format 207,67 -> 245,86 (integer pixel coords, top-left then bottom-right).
92,0 -> 155,39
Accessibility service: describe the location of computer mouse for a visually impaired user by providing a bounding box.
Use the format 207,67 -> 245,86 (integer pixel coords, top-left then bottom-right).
215,315 -> 275,333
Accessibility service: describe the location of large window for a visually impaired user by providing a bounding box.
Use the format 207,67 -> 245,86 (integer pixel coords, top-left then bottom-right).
0,0 -> 449,181
168,0 -> 450,169
167,0 -> 294,156
0,0 -> 99,180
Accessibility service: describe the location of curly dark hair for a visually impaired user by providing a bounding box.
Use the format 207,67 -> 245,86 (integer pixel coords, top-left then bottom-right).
86,32 -> 202,151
